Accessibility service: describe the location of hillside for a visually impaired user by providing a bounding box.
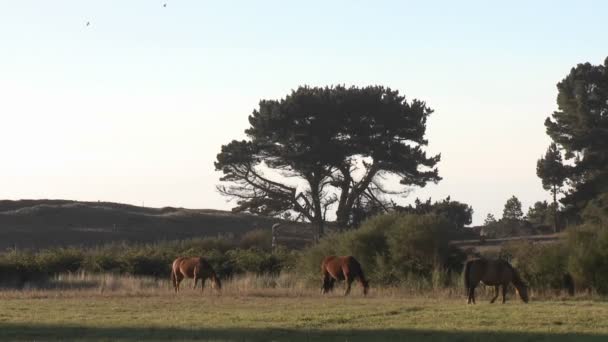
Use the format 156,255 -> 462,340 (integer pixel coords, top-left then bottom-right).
0,199 -> 563,253
0,200 -> 313,250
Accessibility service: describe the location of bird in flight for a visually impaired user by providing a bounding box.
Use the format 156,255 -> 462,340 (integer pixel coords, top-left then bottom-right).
163,3 -> 167,7
86,21 -> 90,26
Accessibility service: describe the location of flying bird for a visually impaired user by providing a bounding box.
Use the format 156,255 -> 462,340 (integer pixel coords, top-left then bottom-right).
163,3 -> 167,7
86,21 -> 90,26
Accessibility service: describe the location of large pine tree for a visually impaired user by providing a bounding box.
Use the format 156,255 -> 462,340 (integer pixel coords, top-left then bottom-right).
215,85 -> 441,239
544,57 -> 608,214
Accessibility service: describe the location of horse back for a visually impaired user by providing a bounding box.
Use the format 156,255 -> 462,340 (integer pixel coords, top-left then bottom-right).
322,255 -> 362,279
321,256 -> 337,272
469,258 -> 514,285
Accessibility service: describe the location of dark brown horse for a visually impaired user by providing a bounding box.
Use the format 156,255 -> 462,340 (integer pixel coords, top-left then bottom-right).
321,256 -> 369,296
464,258 -> 529,304
171,257 -> 221,293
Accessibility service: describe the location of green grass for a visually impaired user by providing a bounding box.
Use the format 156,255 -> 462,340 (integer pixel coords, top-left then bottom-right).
1,290 -> 608,341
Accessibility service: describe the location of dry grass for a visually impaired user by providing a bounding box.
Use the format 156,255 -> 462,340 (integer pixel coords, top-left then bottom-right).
2,273 -> 608,341
0,272 -> 594,302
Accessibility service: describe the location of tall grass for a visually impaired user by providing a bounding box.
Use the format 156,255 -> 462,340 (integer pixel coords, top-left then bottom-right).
1,271 -> 558,302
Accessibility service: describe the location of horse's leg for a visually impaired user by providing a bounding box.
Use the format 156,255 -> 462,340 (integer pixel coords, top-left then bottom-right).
490,285 -> 499,304
329,278 -> 335,292
344,276 -> 353,296
193,270 -> 198,290
201,277 -> 206,293
468,284 -> 477,304
321,271 -> 330,294
501,284 -> 507,304
175,273 -> 183,293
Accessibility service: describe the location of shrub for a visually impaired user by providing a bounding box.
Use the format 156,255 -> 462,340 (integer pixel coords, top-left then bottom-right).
387,214 -> 450,277
0,235 -> 296,283
298,212 -> 463,286
36,248 -> 84,275
484,219 -> 535,238
121,253 -> 169,277
566,225 -> 608,294
239,229 -> 272,251
500,240 -> 568,290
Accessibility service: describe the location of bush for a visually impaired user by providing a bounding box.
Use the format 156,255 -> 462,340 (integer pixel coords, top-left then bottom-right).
0,236 -> 297,283
36,248 -> 84,275
239,229 -> 272,251
566,225 -> 608,294
484,219 -> 535,238
500,240 -> 568,290
387,214 -> 450,277
121,253 -> 169,277
298,212 -> 464,286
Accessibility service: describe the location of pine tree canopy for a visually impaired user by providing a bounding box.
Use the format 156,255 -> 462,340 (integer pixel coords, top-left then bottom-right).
215,85 -> 441,237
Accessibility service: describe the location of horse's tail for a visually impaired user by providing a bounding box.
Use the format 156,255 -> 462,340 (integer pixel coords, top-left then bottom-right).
170,267 -> 176,289
463,259 -> 473,292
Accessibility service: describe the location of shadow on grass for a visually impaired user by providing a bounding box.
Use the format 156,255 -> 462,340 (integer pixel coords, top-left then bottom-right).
0,324 -> 607,342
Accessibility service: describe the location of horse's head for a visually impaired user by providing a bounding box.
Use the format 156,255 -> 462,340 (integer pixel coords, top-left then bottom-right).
321,279 -> 331,294
516,285 -> 529,303
362,280 -> 370,296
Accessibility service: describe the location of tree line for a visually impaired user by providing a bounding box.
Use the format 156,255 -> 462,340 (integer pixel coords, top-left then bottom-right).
216,56 -> 608,238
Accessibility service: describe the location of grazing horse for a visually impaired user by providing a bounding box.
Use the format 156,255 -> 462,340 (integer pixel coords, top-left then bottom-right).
464,258 -> 529,304
171,257 -> 221,293
321,256 -> 369,296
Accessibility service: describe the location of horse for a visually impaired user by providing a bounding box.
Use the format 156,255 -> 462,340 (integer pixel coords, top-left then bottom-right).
171,257 -> 221,293
464,258 -> 529,304
321,256 -> 369,296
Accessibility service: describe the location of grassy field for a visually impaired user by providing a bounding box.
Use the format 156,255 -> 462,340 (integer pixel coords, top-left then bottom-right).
1,275 -> 607,341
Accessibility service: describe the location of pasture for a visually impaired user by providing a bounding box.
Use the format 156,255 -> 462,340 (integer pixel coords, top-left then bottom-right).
1,274 -> 607,341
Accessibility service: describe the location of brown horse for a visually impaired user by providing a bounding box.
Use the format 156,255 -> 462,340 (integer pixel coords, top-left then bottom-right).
464,258 -> 529,304
171,257 -> 221,293
321,256 -> 369,296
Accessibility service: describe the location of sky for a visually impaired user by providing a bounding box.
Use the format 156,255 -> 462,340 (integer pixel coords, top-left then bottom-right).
1,1 -> 607,225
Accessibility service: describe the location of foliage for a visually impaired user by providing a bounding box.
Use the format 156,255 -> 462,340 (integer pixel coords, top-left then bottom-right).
395,197 -> 473,230
526,201 -> 558,230
483,219 -> 535,238
526,201 -> 548,225
239,229 -> 272,251
500,240 -> 569,290
544,57 -> 608,214
537,143 -> 568,231
215,85 -> 441,237
299,213 -> 464,285
503,196 -> 524,221
0,237 -> 297,286
484,213 -> 497,226
537,143 -> 568,196
581,192 -> 608,229
565,224 -> 608,294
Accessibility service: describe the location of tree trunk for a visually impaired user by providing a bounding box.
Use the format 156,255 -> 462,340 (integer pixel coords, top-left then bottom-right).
308,174 -> 325,242
335,167 -> 352,229
312,218 -> 324,243
552,185 -> 558,233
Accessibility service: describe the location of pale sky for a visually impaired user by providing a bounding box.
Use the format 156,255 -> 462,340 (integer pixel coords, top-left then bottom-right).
1,1 -> 607,225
